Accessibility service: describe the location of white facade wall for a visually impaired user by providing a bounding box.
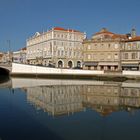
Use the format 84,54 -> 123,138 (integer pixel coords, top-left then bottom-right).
26,28 -> 85,68
13,50 -> 26,63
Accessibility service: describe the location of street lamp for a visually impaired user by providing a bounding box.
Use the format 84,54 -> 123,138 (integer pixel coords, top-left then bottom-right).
7,40 -> 12,64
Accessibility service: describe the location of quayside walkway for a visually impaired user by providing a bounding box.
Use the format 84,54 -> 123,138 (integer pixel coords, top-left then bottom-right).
1,63 -> 140,81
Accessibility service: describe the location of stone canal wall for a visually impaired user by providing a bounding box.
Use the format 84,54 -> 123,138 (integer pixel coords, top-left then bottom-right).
11,63 -> 104,76
123,70 -> 140,76
11,63 -> 140,80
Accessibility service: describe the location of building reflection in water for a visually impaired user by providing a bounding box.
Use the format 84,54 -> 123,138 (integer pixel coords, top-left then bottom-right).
26,85 -> 85,116
23,82 -> 140,117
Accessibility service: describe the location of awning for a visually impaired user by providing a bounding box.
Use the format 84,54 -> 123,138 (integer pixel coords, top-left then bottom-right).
98,62 -> 118,66
84,62 -> 98,66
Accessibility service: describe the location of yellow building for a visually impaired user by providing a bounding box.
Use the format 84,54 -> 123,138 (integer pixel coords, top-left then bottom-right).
0,52 -> 3,63
83,28 -> 127,71
121,29 -> 140,70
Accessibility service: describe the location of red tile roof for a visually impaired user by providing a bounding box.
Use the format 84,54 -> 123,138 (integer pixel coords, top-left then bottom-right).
93,28 -> 128,40
127,36 -> 140,42
95,30 -> 114,35
21,47 -> 26,50
111,34 -> 127,39
94,28 -> 115,35
0,54 -> 3,57
53,27 -> 81,33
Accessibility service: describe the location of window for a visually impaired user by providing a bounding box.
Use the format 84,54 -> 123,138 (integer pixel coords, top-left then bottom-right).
138,43 -> 140,49
114,54 -> 118,59
93,54 -> 97,59
61,50 -> 64,56
61,42 -> 64,46
88,45 -> 91,50
107,54 -> 111,59
127,44 -> 131,50
132,43 -> 137,50
78,52 -> 81,58
115,44 -> 119,49
124,53 -> 128,59
100,54 -> 104,60
54,41 -> 56,46
69,50 -> 72,56
88,54 -> 91,60
132,53 -> 136,59
58,50 -> 60,56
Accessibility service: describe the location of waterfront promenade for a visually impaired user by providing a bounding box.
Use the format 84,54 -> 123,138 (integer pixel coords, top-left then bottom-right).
1,63 -> 140,80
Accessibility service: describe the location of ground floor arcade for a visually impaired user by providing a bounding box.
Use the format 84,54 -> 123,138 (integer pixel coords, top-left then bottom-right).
27,58 -> 82,69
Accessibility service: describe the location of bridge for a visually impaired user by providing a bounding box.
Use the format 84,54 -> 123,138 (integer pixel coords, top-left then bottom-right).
0,63 -> 12,75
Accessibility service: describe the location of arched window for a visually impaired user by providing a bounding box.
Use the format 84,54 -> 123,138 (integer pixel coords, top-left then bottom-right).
68,61 -> 73,68
77,61 -> 81,67
58,60 -> 63,68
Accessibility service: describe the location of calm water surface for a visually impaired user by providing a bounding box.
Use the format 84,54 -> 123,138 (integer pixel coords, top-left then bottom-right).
0,76 -> 140,140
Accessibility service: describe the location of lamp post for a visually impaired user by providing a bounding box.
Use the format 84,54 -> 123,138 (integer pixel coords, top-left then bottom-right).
7,40 -> 12,64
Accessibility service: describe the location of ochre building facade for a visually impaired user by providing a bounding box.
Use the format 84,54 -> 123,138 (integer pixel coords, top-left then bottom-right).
83,28 -> 127,71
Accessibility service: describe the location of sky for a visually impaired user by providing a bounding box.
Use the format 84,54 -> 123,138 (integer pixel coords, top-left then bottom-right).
0,0 -> 140,52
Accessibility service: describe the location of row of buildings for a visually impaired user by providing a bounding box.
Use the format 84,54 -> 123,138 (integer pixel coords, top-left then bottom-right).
0,48 -> 26,64
26,27 -> 140,71
1,27 -> 140,71
0,51 -> 13,64
83,28 -> 140,71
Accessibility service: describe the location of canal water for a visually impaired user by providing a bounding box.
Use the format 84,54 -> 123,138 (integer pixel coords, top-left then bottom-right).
0,76 -> 140,140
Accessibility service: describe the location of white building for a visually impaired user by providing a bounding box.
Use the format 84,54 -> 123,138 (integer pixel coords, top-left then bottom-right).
26,27 -> 86,68
13,47 -> 26,63
1,52 -> 12,64
0,52 -> 3,63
